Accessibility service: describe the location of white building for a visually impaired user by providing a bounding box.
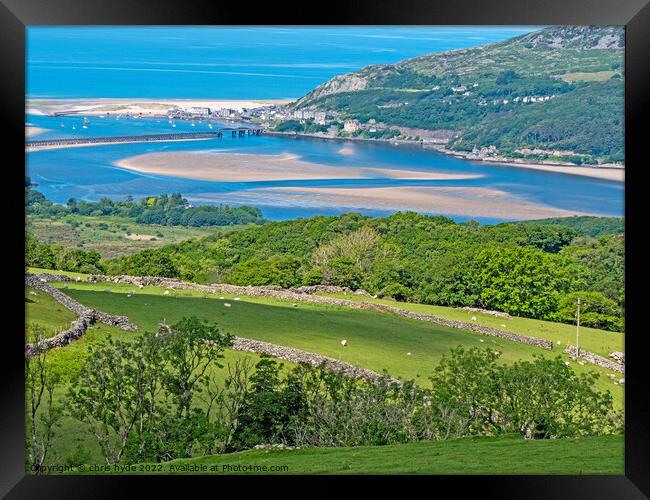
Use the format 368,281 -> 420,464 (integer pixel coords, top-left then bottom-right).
343,120 -> 360,133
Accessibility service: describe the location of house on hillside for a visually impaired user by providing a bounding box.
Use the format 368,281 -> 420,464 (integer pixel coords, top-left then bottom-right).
343,120 -> 360,133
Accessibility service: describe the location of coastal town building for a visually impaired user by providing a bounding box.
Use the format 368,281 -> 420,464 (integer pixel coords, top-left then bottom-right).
344,120 -> 360,133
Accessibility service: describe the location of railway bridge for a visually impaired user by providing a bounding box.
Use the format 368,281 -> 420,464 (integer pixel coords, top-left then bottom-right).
26,128 -> 263,150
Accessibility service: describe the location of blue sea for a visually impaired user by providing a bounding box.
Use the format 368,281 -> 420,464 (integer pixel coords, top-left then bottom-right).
26,27 -> 624,222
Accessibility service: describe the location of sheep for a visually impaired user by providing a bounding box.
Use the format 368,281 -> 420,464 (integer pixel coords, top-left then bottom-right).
341,339 -> 347,347
163,290 -> 170,296
406,352 -> 412,356
234,297 -> 240,301
471,316 -> 477,321
224,303 -> 232,308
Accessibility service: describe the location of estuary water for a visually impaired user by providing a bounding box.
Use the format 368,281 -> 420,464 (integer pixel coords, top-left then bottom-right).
26,114 -> 623,223
26,27 -> 624,222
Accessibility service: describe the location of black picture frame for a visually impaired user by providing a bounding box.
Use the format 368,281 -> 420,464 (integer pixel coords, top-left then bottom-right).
2,0 -> 648,497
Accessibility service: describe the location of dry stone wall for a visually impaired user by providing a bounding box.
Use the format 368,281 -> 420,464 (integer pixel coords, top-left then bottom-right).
564,345 -> 624,373
45,273 -> 555,349
33,273 -> 626,373
231,337 -> 395,383
25,274 -> 137,356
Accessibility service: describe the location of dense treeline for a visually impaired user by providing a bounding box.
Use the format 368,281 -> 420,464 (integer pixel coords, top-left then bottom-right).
101,211 -> 624,331
26,187 -> 266,227
451,80 -> 624,162
26,318 -> 620,470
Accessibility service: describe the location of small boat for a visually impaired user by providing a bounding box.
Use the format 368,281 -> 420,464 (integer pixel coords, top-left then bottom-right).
82,125 -> 88,129
60,123 -> 65,128
83,117 -> 90,125
208,123 -> 213,129
191,122 -> 196,127
71,125 -> 76,130
171,123 -> 176,128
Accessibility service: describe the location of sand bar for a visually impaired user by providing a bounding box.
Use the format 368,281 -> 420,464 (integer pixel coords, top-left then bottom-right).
249,186 -> 590,220
27,98 -> 293,117
25,126 -> 48,137
115,151 -> 482,183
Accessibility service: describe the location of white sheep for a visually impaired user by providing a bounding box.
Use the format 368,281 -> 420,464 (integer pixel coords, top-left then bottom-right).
471,316 -> 477,321
163,290 -> 170,296
224,303 -> 232,308
479,339 -> 485,343
406,352 -> 412,356
234,297 -> 240,301
341,339 -> 347,347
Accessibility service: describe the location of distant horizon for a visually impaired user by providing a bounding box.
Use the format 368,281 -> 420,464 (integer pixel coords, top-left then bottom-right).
27,26 -> 540,100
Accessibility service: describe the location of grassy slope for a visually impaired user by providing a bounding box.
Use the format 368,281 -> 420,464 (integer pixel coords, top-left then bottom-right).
26,272 -> 624,471
319,292 -> 624,358
27,215 -> 220,259
80,435 -> 623,475
25,286 -> 77,342
47,279 -> 623,407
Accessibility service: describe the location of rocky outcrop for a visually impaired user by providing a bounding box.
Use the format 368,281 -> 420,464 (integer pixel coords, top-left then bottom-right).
231,336 -> 396,384
564,345 -> 624,374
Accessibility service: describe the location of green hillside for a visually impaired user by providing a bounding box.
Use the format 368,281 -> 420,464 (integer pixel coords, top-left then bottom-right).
79,435 -> 624,475
293,26 -> 624,163
79,212 -> 625,332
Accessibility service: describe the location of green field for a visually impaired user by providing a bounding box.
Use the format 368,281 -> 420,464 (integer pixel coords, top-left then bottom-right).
73,435 -> 624,475
26,214 -> 222,259
25,271 -> 624,471
25,286 -> 77,342
28,275 -> 623,406
319,292 -> 624,358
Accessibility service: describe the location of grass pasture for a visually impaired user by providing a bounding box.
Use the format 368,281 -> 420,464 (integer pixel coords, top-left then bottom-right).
72,435 -> 624,475
39,278 -> 623,406
319,292 -> 624,358
25,271 -> 625,472
26,214 -> 222,259
25,286 -> 77,342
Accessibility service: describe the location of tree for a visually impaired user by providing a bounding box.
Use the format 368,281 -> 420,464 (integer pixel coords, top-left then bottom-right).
68,338 -> 142,464
156,317 -> 233,457
25,326 -> 63,474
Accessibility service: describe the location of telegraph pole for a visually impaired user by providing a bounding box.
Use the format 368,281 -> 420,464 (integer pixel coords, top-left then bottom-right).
575,297 -> 581,358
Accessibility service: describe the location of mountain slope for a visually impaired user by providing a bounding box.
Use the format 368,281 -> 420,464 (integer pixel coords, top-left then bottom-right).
293,26 -> 624,163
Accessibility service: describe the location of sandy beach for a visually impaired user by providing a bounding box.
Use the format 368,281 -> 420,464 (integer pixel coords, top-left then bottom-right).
27,98 -> 293,117
25,126 -> 48,137
471,159 -> 624,182
115,151 -> 482,183
248,186 -> 589,220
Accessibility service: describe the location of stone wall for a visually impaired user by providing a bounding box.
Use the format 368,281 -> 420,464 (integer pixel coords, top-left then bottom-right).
42,273 -> 555,350
461,307 -> 512,319
25,274 -> 138,356
564,345 -> 624,373
231,337 -> 395,383
28,272 -> 624,376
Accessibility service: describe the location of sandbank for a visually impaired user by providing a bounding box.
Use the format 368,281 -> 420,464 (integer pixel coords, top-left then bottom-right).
114,151 -> 482,183
249,186 -> 590,220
